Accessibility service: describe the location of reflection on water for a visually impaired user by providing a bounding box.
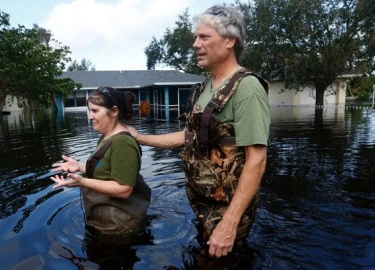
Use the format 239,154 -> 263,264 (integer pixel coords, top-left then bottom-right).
0,107 -> 374,269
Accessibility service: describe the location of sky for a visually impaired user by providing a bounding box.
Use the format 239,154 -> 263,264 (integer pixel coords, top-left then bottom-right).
1,0 -> 239,71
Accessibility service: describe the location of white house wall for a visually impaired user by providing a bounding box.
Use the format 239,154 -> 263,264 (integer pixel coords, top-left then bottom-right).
269,81 -> 294,106
269,79 -> 347,106
336,81 -> 347,104
2,95 -> 25,112
297,86 -> 315,106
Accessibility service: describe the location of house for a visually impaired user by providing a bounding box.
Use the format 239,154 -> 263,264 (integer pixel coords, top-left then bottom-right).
3,69 -> 360,116
1,95 -> 26,113
57,70 -> 205,119
60,70 -> 358,113
266,69 -> 361,106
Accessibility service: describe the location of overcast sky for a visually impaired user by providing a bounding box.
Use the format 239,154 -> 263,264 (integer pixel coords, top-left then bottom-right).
1,0 -> 240,70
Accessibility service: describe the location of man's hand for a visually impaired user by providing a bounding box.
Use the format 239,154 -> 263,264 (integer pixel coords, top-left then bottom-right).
207,220 -> 237,258
124,125 -> 139,140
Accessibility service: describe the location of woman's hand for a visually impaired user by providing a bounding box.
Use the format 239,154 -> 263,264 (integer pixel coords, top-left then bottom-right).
51,155 -> 81,173
50,173 -> 85,189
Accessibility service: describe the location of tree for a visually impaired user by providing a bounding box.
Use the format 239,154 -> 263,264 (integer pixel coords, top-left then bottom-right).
33,24 -> 51,47
238,0 -> 375,106
0,10 -> 77,112
349,75 -> 375,101
144,9 -> 203,74
67,58 -> 96,71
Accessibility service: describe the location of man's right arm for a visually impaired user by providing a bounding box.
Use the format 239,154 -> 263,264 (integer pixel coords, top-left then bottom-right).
125,126 -> 185,149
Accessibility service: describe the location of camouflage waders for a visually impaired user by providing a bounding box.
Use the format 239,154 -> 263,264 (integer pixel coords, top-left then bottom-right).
181,69 -> 268,243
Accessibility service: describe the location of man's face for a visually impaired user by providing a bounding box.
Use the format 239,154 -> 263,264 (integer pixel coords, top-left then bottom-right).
193,23 -> 235,70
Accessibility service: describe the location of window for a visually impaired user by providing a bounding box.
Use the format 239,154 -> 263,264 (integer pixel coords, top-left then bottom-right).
76,91 -> 86,106
64,94 -> 75,107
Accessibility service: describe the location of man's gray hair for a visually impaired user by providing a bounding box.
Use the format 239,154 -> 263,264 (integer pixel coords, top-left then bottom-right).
193,5 -> 246,61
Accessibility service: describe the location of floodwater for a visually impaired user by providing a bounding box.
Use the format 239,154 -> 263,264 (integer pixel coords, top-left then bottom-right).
0,106 -> 374,269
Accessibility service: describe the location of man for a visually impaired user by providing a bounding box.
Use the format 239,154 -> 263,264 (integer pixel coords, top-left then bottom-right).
126,5 -> 270,258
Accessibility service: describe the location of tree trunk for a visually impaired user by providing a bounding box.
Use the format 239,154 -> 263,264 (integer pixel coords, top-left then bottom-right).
315,87 -> 325,106
314,107 -> 323,128
50,94 -> 58,113
0,90 -> 6,113
314,82 -> 330,120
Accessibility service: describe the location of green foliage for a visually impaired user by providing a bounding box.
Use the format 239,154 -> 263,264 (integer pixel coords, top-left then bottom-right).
67,58 -> 96,71
144,1 -> 374,105
0,10 -> 78,111
144,9 -> 203,74
145,37 -> 164,70
349,75 -> 375,101
238,0 -> 375,105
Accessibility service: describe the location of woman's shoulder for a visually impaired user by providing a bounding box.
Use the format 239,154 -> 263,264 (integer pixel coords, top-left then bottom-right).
111,132 -> 137,145
109,134 -> 141,159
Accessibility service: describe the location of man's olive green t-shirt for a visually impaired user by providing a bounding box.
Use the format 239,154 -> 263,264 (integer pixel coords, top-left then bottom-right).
91,133 -> 140,186
196,70 -> 270,146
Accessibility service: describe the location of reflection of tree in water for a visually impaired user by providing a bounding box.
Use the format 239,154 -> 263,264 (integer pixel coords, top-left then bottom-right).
0,110 -> 92,225
341,133 -> 375,210
264,108 -> 374,202
0,110 -> 83,176
11,188 -> 61,233
264,117 -> 323,198
343,146 -> 375,192
0,174 -> 56,218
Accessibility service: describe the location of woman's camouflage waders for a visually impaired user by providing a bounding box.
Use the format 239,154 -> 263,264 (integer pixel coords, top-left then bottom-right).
181,70 -> 266,243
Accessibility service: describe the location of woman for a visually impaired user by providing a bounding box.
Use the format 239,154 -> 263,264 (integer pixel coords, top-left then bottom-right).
51,86 -> 151,235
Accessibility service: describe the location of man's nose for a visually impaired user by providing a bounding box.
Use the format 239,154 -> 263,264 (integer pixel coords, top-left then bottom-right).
193,38 -> 201,48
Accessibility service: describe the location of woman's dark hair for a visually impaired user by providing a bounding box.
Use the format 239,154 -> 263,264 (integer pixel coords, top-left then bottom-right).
87,86 -> 135,121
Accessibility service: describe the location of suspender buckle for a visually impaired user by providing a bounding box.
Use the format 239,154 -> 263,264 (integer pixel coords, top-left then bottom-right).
208,100 -> 220,109
199,143 -> 208,152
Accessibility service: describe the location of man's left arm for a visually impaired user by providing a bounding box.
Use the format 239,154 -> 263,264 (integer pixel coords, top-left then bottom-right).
208,144 -> 267,258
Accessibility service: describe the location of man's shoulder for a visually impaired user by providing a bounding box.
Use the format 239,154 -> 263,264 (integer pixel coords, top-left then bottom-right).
236,74 -> 268,97
239,73 -> 263,84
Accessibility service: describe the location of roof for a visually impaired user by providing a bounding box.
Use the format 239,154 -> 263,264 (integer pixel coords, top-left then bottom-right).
264,67 -> 363,82
59,70 -> 205,89
337,71 -> 363,78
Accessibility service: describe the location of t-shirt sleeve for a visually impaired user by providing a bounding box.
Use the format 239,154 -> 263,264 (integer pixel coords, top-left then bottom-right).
233,75 -> 270,146
109,136 -> 140,186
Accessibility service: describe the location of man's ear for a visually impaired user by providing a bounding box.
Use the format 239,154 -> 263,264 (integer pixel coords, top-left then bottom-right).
226,37 -> 236,49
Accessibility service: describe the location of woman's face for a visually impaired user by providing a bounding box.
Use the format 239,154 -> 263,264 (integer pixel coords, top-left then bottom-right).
87,101 -> 116,134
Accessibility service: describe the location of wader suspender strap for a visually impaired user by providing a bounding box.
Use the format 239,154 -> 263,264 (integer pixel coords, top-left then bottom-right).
180,77 -> 210,120
85,131 -> 141,178
198,70 -> 250,148
184,84 -> 200,117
